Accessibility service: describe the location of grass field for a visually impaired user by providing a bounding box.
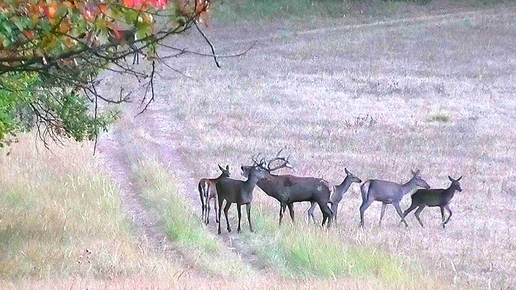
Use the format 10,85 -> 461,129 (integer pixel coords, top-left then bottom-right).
2,0 -> 516,289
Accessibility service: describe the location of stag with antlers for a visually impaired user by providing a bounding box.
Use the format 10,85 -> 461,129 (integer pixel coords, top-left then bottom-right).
241,150 -> 334,228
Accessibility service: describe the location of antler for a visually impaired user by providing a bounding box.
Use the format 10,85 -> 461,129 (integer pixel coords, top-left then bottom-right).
251,153 -> 262,165
267,149 -> 293,172
250,153 -> 266,169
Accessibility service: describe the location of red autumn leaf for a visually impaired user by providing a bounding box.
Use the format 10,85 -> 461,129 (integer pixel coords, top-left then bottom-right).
122,0 -> 134,7
151,0 -> 168,8
46,3 -> 58,18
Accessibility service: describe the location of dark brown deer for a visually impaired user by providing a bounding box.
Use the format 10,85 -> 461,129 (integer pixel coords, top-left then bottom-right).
307,168 -> 362,223
198,164 -> 230,224
241,151 -> 334,228
359,169 -> 430,227
108,28 -> 140,64
402,176 -> 462,228
216,161 -> 267,234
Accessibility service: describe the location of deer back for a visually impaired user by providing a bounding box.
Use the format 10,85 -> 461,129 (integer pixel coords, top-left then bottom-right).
216,178 -> 244,203
366,179 -> 407,202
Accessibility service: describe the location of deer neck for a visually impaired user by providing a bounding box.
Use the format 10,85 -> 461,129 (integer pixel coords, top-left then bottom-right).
336,176 -> 353,194
444,185 -> 457,199
401,177 -> 418,195
244,174 -> 260,191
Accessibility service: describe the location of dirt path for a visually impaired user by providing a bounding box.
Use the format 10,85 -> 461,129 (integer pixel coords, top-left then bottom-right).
97,104 -> 272,274
96,117 -> 202,273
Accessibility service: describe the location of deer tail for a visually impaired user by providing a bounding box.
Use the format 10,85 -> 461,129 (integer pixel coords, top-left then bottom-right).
328,184 -> 336,204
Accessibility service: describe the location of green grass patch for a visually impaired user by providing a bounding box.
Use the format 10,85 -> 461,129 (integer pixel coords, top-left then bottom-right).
234,202 -> 432,287
131,157 -> 252,277
212,0 -> 350,21
428,112 -> 450,122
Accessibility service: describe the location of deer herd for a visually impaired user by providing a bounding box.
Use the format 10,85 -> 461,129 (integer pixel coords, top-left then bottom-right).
198,150 -> 463,234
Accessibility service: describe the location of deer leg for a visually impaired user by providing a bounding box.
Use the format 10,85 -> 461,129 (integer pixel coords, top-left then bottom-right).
206,196 -> 211,225
331,203 -> 339,223
379,202 -> 387,226
288,203 -> 295,223
223,202 -> 232,233
318,202 -> 332,228
307,201 -> 316,223
402,203 -> 418,220
213,195 -> 219,224
279,203 -> 285,226
442,205 -> 452,227
246,204 -> 253,232
205,187 -> 211,224
217,199 -> 224,234
414,205 -> 426,227
199,187 -> 206,224
359,199 -> 373,227
393,202 -> 408,227
237,204 -> 242,233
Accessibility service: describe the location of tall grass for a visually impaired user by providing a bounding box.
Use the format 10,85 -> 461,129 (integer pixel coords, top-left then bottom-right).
0,134 -> 179,283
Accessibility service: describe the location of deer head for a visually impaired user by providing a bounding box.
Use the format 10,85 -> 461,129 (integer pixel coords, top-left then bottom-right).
218,164 -> 230,178
345,168 -> 362,183
448,176 -> 463,192
411,169 -> 430,189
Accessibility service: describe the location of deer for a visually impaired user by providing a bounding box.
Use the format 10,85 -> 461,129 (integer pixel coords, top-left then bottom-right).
359,169 -> 430,227
241,151 -> 334,228
402,176 -> 462,228
198,164 -> 230,225
307,168 -> 362,223
216,161 -> 267,234
107,28 -> 140,64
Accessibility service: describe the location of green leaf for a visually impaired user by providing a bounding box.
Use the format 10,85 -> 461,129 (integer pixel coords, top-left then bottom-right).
57,5 -> 68,18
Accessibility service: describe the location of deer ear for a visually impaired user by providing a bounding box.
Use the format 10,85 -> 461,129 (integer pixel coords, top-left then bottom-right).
448,176 -> 453,181
218,164 -> 224,171
457,176 -> 462,181
226,165 -> 229,171
345,168 -> 349,174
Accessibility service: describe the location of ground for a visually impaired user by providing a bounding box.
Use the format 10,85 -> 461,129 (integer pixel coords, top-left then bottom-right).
96,4 -> 516,289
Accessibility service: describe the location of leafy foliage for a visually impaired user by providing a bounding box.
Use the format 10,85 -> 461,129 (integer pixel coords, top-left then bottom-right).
0,0 -> 211,146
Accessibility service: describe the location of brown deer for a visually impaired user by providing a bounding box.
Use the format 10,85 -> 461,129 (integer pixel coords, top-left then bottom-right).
402,176 -> 462,228
107,28 -> 140,64
307,168 -> 362,223
241,151 -> 334,228
198,164 -> 230,224
359,169 -> 430,227
216,161 -> 267,234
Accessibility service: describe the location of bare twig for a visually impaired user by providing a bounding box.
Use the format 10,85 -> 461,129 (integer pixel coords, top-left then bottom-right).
136,60 -> 156,117
194,21 -> 220,68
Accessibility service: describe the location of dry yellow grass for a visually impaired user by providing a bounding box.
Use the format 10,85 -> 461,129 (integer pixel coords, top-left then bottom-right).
2,3 -> 516,290
115,5 -> 515,289
0,135 -> 180,286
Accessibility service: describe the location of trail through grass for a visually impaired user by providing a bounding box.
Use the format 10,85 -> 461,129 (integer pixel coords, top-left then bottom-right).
0,134 -> 179,284
130,156 -> 254,277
